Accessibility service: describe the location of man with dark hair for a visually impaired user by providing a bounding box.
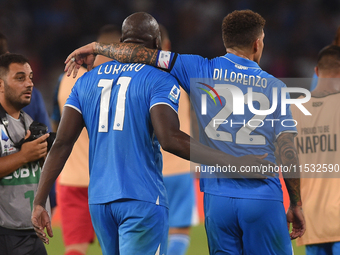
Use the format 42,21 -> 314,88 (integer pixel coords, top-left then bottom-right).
293,45 -> 340,255
0,32 -> 52,133
222,10 -> 266,50
33,12 -> 272,255
65,9 -> 305,254
0,31 -> 56,214
0,53 -> 50,255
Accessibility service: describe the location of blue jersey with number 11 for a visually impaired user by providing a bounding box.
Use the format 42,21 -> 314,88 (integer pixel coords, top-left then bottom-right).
159,52 -> 297,202
66,61 -> 180,207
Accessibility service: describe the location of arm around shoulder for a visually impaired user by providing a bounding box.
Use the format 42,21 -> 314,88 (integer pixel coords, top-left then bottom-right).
65,42 -> 168,78
32,102 -> 84,245
33,106 -> 84,207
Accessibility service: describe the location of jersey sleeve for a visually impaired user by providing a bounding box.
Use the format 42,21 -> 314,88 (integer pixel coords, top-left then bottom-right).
273,81 -> 298,139
156,52 -> 206,95
149,72 -> 180,113
65,78 -> 82,115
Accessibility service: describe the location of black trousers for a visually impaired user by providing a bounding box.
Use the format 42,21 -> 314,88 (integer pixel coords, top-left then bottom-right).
0,234 -> 47,255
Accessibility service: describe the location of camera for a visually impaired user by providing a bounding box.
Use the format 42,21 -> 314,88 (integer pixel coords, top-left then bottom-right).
17,121 -> 56,151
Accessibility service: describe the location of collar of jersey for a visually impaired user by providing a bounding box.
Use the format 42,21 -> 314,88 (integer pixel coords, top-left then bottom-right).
222,53 -> 261,69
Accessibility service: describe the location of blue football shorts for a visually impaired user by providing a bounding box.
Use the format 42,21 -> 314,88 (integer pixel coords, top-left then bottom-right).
204,193 -> 293,255
89,199 -> 169,255
306,242 -> 340,255
164,173 -> 199,228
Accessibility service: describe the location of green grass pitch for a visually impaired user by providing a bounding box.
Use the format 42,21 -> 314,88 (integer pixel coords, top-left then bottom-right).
45,224 -> 306,254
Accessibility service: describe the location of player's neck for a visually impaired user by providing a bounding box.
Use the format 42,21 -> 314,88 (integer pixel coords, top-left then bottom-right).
226,48 -> 252,61
312,79 -> 340,98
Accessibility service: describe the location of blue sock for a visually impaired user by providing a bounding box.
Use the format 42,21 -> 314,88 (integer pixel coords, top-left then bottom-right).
167,234 -> 190,255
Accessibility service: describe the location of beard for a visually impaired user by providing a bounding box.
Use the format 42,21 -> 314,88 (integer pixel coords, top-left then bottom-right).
3,80 -> 31,110
11,99 -> 30,109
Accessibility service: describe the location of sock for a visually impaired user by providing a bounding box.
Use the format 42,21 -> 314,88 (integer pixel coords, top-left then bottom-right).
65,250 -> 84,255
167,234 -> 190,255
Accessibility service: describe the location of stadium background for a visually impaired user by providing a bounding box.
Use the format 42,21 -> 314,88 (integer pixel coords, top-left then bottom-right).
1,0 -> 337,254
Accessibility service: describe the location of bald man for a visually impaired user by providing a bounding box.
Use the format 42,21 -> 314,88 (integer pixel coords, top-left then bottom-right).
50,24 -> 120,255
32,12 -> 275,255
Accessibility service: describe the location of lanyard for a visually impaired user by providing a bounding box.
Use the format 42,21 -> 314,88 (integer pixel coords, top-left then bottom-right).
0,103 -> 27,148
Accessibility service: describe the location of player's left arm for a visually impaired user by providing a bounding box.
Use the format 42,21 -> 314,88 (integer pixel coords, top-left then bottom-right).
64,42 -> 202,95
32,106 -> 84,244
94,42 -> 159,66
65,42 -> 161,78
276,132 -> 306,239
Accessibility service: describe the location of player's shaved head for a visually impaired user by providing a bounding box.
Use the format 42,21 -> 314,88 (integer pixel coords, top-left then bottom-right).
317,45 -> 340,74
121,12 -> 161,50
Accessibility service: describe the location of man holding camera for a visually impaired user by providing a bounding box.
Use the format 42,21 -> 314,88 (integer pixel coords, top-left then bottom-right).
0,53 -> 50,255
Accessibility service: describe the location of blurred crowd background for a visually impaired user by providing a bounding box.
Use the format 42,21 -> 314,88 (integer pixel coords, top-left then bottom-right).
1,0 -> 339,113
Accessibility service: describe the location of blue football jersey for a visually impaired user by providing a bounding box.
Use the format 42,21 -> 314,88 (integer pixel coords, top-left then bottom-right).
66,61 -> 180,207
161,53 -> 297,201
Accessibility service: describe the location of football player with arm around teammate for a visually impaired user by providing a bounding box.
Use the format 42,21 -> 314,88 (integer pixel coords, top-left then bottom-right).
33,12 -> 274,255
65,9 -> 305,255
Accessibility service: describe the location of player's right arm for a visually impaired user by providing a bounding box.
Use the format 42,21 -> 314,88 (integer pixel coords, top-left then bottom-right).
32,75 -> 85,244
32,106 -> 84,244
276,132 -> 306,239
0,132 -> 49,178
